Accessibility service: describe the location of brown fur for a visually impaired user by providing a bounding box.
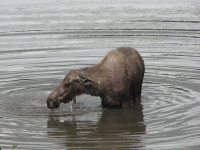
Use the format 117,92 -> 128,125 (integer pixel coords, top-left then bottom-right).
47,47 -> 145,109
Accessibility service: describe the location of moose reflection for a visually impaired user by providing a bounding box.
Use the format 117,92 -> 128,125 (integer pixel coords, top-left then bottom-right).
47,102 -> 146,149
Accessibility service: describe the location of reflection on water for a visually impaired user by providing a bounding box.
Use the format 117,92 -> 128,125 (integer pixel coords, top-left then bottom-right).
0,0 -> 200,149
47,103 -> 145,149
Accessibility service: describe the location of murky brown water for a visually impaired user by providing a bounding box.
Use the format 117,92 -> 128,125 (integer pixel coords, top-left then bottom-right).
0,0 -> 200,149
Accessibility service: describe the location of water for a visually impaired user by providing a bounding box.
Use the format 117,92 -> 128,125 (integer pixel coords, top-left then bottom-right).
0,0 -> 200,149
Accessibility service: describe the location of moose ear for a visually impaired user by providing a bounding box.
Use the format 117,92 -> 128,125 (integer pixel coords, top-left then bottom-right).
76,75 -> 94,86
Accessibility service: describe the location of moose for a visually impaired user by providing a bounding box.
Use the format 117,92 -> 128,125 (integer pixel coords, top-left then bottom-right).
47,47 -> 145,109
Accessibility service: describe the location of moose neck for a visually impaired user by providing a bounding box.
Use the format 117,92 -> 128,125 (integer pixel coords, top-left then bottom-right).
77,83 -> 99,97
76,66 -> 100,97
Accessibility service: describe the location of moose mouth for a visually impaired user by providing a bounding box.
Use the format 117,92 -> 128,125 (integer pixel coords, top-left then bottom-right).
47,96 -> 76,109
47,100 -> 60,109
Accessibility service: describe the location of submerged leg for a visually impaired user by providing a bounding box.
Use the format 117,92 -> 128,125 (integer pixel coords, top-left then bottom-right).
101,98 -> 107,107
122,92 -> 132,108
101,96 -> 122,108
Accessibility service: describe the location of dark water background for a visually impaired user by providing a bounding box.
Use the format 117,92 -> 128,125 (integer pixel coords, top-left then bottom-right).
0,0 -> 200,149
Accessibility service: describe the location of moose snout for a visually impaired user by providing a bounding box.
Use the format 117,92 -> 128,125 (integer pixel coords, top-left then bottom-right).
47,89 -> 61,109
47,99 -> 60,109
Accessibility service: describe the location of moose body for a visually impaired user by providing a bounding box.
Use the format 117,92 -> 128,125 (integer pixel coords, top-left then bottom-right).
47,47 -> 145,109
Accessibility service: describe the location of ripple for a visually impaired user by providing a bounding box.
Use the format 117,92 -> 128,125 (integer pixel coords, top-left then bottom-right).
0,0 -> 200,149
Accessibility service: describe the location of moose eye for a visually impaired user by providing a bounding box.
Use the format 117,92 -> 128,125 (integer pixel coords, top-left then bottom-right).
64,83 -> 70,88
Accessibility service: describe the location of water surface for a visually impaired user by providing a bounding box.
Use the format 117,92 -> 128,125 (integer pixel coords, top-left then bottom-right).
0,0 -> 200,149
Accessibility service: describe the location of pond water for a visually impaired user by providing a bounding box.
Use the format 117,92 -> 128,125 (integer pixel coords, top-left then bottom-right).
0,0 -> 200,149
